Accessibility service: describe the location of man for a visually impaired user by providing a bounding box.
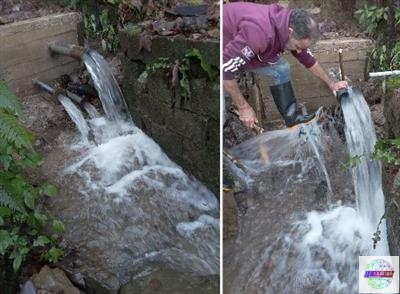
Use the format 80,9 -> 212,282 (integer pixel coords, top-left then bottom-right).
223,2 -> 348,128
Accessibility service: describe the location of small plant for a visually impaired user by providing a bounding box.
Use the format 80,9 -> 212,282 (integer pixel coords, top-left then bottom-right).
185,48 -> 219,81
355,4 -> 400,71
71,0 -> 145,52
137,49 -> 218,102
340,154 -> 366,170
0,81 -> 64,276
373,138 -> 400,165
355,5 -> 389,35
372,214 -> 386,249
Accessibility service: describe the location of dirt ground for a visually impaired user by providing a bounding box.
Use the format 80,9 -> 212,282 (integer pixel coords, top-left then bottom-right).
0,0 -> 71,24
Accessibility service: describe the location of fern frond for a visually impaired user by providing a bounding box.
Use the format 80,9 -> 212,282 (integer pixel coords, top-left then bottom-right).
0,187 -> 22,212
0,110 -> 33,149
0,80 -> 22,115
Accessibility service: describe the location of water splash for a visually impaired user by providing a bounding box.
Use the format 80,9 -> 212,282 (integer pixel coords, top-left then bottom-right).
301,122 -> 333,202
229,115 -> 334,190
53,51 -> 219,285
225,90 -> 388,294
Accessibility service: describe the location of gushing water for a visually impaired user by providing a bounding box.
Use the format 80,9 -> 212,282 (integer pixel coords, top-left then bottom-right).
224,89 -> 388,294
341,88 -> 387,229
82,50 -> 132,125
58,95 -> 90,142
53,51 -> 219,286
302,121 -> 333,202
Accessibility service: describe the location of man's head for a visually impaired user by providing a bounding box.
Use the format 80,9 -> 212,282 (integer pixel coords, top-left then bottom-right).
286,9 -> 319,53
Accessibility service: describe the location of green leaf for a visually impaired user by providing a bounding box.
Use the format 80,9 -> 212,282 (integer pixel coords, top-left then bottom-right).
0,110 -> 33,149
45,246 -> 64,263
28,229 -> 38,236
0,187 -> 22,212
34,212 -> 48,227
39,184 -> 58,197
0,206 -> 13,217
0,154 -> 12,170
52,220 -> 65,234
185,48 -> 217,80
12,253 -> 22,272
0,81 -> 22,115
33,235 -> 50,247
23,193 -> 35,209
22,152 -> 42,168
101,39 -> 107,51
20,247 -> 29,255
0,229 -> 12,254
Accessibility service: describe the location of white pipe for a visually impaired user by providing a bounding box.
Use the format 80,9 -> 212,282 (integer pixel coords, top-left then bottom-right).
369,70 -> 400,77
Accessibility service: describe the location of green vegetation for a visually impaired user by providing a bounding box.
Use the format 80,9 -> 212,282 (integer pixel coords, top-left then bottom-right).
355,3 -> 400,171
356,4 -> 400,71
353,4 -> 400,248
340,154 -> 365,170
372,214 -> 386,249
373,138 -> 400,166
0,81 -> 64,289
61,0 -> 145,52
138,49 -> 219,101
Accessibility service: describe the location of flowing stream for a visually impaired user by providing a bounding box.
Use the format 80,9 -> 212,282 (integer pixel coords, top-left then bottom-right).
224,88 -> 388,294
50,50 -> 219,289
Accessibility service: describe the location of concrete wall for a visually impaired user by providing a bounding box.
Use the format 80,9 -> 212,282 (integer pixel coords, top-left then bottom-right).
253,38 -> 373,121
0,13 -> 83,96
120,30 -> 220,195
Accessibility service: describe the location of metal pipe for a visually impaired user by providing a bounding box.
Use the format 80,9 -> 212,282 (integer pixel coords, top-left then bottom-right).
33,79 -> 55,94
33,79 -> 83,104
369,70 -> 400,78
34,79 -> 97,145
339,48 -> 345,81
48,42 -> 87,59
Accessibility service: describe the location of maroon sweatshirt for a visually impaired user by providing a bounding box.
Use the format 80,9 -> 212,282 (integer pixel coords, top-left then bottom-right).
223,2 -> 316,80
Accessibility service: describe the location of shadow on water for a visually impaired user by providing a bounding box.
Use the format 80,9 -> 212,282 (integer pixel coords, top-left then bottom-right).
224,88 -> 389,294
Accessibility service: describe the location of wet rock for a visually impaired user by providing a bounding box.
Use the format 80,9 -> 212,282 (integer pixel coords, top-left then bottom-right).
384,167 -> 400,256
174,4 -> 208,16
384,88 -> 400,137
152,19 -> 177,36
182,15 -> 209,33
119,268 -> 219,294
306,7 -> 321,15
20,280 -> 36,294
371,103 -> 386,138
314,180 -> 328,202
109,56 -> 124,84
31,266 -> 80,294
223,190 -> 238,240
207,27 -> 219,38
85,275 -> 119,294
0,15 -> 12,24
207,1 -> 220,20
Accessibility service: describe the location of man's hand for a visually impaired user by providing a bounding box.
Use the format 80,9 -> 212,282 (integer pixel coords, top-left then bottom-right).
224,79 -> 258,128
328,80 -> 349,96
238,103 -> 257,128
308,63 -> 350,96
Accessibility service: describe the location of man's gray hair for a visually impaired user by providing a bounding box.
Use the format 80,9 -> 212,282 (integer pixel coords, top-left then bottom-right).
289,9 -> 320,41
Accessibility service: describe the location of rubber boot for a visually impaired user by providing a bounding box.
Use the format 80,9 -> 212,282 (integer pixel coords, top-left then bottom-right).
270,81 -> 315,127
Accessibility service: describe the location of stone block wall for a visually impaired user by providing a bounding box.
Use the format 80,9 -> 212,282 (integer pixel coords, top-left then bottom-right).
120,30 -> 219,195
254,38 -> 373,121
